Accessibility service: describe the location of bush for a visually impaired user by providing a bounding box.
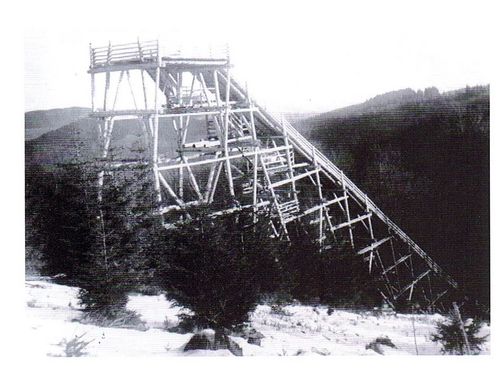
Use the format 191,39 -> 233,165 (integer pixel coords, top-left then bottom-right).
277,223 -> 380,307
27,163 -> 95,282
27,158 -> 159,320
431,304 -> 488,355
156,208 -> 282,338
77,165 -> 159,320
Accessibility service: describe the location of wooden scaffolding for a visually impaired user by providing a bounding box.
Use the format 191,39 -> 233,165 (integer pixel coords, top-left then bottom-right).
88,40 -> 458,310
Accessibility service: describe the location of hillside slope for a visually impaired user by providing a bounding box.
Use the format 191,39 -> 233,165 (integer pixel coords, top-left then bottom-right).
25,107 -> 91,140
24,86 -> 490,310
303,85 -> 489,308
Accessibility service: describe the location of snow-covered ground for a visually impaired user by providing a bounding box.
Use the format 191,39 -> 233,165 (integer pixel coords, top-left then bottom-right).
25,278 -> 490,357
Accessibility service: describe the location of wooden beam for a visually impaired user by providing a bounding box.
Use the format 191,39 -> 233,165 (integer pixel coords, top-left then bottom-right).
153,65 -> 161,202
90,106 -> 258,119
429,289 -> 448,308
341,172 -> 355,248
269,169 -> 319,189
158,172 -> 184,207
203,161 -> 219,202
287,196 -> 347,223
394,270 -> 431,300
181,156 -> 203,201
357,236 -> 392,255
210,200 -> 271,217
259,152 -> 288,237
112,70 -> 125,110
158,145 -> 292,171
331,212 -> 372,232
103,71 -> 111,111
209,162 -> 224,204
382,254 -> 412,275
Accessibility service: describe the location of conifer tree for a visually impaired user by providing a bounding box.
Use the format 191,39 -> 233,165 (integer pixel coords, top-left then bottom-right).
27,162 -> 95,282
77,164 -> 159,321
431,304 -> 488,355
278,222 -> 379,306
156,208 -> 282,340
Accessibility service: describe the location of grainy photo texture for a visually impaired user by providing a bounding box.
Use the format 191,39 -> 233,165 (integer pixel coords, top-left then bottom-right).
24,2 -> 490,358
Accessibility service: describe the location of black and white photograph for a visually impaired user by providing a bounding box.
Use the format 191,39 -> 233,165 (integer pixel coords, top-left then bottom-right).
6,0 -> 497,370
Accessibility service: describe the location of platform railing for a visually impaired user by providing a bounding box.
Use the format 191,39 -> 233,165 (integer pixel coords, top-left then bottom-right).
90,40 -> 159,68
90,40 -> 228,68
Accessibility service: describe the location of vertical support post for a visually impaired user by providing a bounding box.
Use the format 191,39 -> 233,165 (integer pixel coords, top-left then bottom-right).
341,171 -> 355,248
173,118 -> 184,200
283,115 -> 298,203
204,162 -> 218,203
365,193 -> 376,273
137,39 -> 149,110
179,122 -> 184,201
103,41 -> 112,112
89,44 -> 95,112
209,162 -> 224,204
98,117 -> 115,201
259,152 -> 289,238
126,70 -> 138,110
248,89 -> 259,220
214,70 -> 221,107
177,72 -> 182,105
90,73 -> 95,112
112,70 -> 125,110
312,147 -> 324,246
223,62 -> 235,198
103,72 -> 110,112
141,70 -> 148,110
152,45 -> 162,202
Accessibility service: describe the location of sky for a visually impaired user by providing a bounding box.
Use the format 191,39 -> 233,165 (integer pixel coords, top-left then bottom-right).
23,0 -> 495,114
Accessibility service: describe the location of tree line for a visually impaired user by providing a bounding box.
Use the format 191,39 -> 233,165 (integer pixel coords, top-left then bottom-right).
307,85 -> 489,315
25,155 -> 379,339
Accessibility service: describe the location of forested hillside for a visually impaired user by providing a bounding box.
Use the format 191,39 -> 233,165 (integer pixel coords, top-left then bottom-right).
303,86 -> 489,308
24,86 -> 490,312
25,107 -> 90,140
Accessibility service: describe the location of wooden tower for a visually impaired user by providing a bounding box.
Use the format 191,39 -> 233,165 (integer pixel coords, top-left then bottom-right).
88,40 -> 458,310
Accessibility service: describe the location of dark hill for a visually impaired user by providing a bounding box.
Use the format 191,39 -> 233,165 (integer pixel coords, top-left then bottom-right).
296,87 -> 444,137
304,85 -> 490,307
24,86 -> 490,309
25,107 -> 91,140
25,115 -> 207,168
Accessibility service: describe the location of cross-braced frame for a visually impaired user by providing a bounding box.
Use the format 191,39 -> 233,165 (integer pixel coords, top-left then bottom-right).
88,40 -> 458,310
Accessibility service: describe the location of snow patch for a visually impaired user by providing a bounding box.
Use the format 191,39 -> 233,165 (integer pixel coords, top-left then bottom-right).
25,279 -> 491,357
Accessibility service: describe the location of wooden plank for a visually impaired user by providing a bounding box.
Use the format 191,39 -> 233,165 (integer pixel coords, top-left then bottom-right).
223,64 -> 235,197
331,212 -> 372,232
429,289 -> 448,308
158,200 -> 202,214
89,62 -> 158,74
382,254 -> 412,275
357,236 -> 392,255
209,161 -> 224,204
157,172 -> 184,207
305,196 -> 347,216
269,169 -> 319,188
394,270 -> 431,300
210,200 -> 271,217
88,103 -> 251,121
258,152 -> 288,236
203,161 -> 218,202
181,156 -> 203,201
158,145 -> 292,171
